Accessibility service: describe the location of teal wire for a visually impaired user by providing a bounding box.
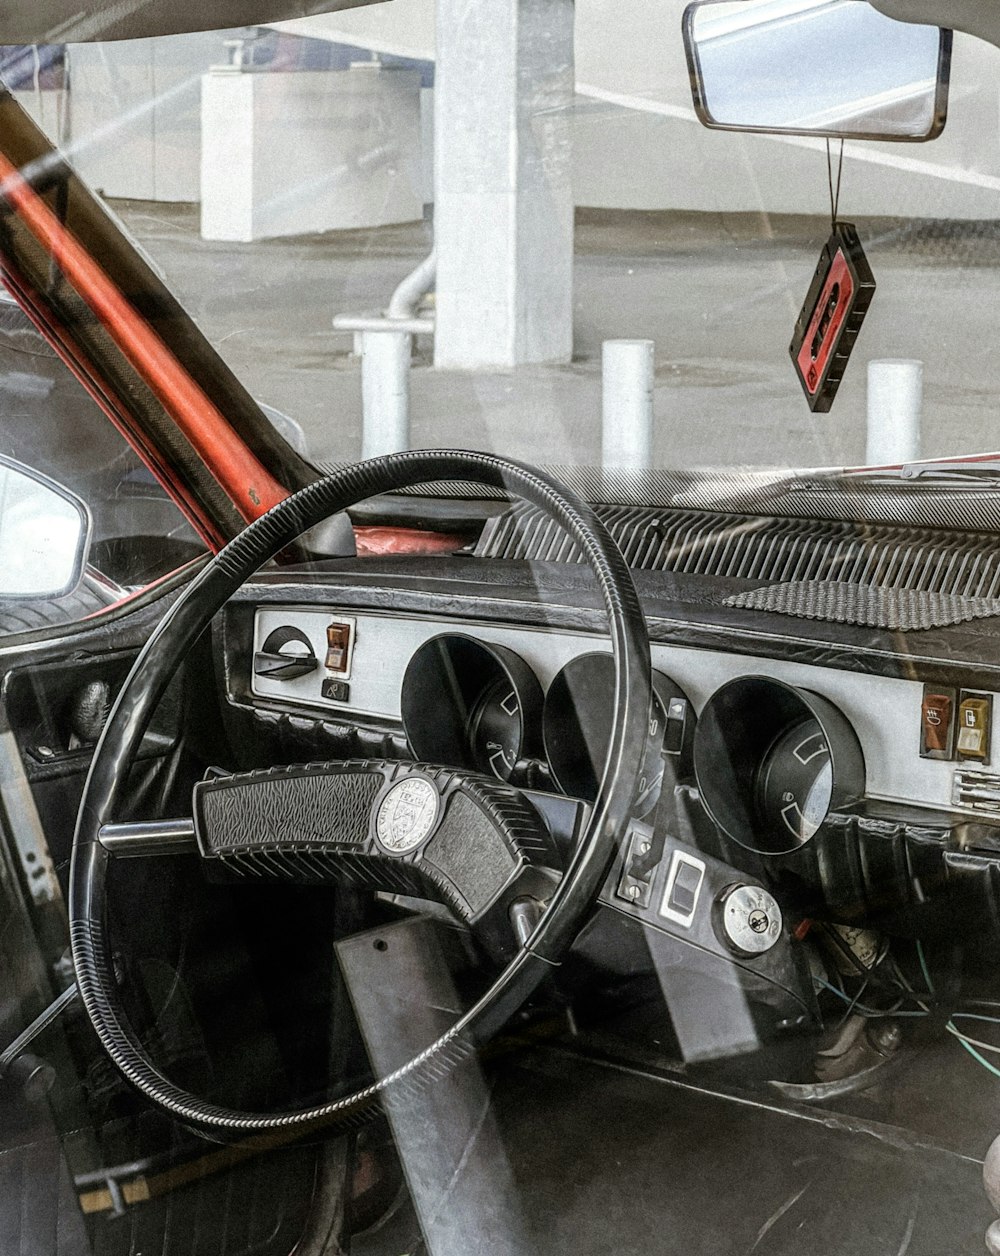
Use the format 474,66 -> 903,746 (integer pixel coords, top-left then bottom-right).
815,978 -> 926,1017
953,1032 -> 1000,1081
952,1012 -> 1000,1026
917,941 -> 1000,1079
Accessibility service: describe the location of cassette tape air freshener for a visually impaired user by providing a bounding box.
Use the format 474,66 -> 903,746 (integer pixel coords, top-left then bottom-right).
790,222 -> 876,412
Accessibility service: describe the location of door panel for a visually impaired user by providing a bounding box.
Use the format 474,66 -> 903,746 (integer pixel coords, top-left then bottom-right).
0,582 -> 331,1256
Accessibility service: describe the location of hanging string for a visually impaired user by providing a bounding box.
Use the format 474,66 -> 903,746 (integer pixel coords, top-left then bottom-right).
826,138 -> 845,228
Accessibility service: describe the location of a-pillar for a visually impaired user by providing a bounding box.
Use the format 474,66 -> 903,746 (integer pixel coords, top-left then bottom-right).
433,0 -> 575,368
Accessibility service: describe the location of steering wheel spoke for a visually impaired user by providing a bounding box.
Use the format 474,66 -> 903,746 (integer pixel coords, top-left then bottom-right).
98,818 -> 197,857
192,760 -> 561,958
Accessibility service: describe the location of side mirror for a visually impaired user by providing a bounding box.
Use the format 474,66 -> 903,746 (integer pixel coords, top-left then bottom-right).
0,457 -> 91,599
683,0 -> 951,141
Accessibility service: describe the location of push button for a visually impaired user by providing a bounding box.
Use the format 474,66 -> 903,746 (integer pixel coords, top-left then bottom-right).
957,693 -> 992,762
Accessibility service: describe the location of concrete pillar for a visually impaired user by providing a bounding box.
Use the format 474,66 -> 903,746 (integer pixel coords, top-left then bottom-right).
433,0 -> 575,368
201,66 -> 423,242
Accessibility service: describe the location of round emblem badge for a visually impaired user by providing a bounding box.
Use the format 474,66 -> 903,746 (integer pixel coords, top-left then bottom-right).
375,777 -> 440,854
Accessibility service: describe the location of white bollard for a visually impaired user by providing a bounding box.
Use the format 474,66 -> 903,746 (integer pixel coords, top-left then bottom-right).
360,330 -> 412,459
865,359 -> 922,466
602,339 -> 654,470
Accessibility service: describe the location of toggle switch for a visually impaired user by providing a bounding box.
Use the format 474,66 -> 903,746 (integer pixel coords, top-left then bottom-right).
325,619 -> 356,677
616,822 -> 660,910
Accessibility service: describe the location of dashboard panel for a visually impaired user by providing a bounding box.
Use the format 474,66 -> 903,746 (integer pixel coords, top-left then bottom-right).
249,603 -> 999,823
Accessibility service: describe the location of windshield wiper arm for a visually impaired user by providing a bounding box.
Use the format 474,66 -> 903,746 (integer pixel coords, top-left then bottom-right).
783,461 -> 1000,492
897,460 -> 1000,482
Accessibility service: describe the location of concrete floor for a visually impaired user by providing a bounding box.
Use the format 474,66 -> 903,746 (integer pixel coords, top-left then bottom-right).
120,203 -> 1000,472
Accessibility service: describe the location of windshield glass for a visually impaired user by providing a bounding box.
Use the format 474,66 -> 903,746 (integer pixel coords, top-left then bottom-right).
12,9 -> 991,483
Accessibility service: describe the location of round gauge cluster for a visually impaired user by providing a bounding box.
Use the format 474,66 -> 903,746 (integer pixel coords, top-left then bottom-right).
401,640 -> 865,849
400,635 -> 694,810
692,676 -> 865,856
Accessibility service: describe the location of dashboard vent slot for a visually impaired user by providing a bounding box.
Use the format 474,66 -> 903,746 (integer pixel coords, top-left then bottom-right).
475,502 -> 1000,598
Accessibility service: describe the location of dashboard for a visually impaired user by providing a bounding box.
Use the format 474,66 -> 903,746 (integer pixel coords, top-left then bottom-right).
206,543 -> 1000,1052
248,602 -> 998,824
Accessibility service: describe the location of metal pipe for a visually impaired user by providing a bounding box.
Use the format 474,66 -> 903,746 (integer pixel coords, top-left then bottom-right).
335,313 -> 433,336
334,249 -> 436,459
602,338 -> 655,470
388,247 -> 436,321
866,359 -> 922,466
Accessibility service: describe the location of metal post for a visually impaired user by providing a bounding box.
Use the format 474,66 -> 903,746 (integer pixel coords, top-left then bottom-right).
334,250 -> 436,460
360,330 -> 412,459
865,359 -> 922,466
602,338 -> 655,470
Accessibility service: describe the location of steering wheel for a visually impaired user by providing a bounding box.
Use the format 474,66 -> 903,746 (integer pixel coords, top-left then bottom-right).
70,450 -> 652,1134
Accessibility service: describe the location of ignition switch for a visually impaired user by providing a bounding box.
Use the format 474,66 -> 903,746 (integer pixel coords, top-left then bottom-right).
715,883 -> 783,956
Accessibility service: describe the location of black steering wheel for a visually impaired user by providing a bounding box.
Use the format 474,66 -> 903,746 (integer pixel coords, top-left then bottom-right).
70,450 -> 652,1134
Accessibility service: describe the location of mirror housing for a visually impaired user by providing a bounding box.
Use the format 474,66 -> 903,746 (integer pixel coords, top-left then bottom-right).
0,457 -> 91,600
683,0 -> 952,142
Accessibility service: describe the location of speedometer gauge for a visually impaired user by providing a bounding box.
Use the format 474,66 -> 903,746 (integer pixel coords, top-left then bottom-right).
542,653 -> 694,818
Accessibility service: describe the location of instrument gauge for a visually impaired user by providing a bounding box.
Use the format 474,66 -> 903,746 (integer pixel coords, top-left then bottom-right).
756,720 -> 834,847
400,634 -> 543,781
468,678 -> 525,781
542,653 -> 694,817
693,676 -> 865,857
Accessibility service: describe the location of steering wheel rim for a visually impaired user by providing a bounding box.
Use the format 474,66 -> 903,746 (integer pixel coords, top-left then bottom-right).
70,449 -> 652,1133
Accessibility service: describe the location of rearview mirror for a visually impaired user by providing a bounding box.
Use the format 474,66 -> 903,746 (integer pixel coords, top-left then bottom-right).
0,457 -> 91,599
683,0 -> 951,141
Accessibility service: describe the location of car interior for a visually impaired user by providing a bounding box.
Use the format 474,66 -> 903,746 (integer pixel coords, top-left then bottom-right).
4,1 -> 1000,1254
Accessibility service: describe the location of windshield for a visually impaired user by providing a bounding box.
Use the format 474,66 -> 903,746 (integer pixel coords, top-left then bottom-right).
17,10 -> 992,485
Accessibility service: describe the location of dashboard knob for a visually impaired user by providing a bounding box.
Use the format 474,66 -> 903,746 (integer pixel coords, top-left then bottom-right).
715,883 -> 783,956
253,625 -> 319,681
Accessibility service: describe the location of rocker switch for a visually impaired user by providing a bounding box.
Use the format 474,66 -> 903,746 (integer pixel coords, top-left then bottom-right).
660,850 -> 706,928
325,618 -> 356,678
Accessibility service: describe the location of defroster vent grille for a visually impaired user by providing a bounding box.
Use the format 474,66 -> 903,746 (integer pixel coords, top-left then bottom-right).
474,502 -> 1000,599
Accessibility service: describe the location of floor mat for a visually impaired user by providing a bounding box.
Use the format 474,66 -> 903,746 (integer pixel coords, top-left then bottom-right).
356,1047 -> 993,1256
